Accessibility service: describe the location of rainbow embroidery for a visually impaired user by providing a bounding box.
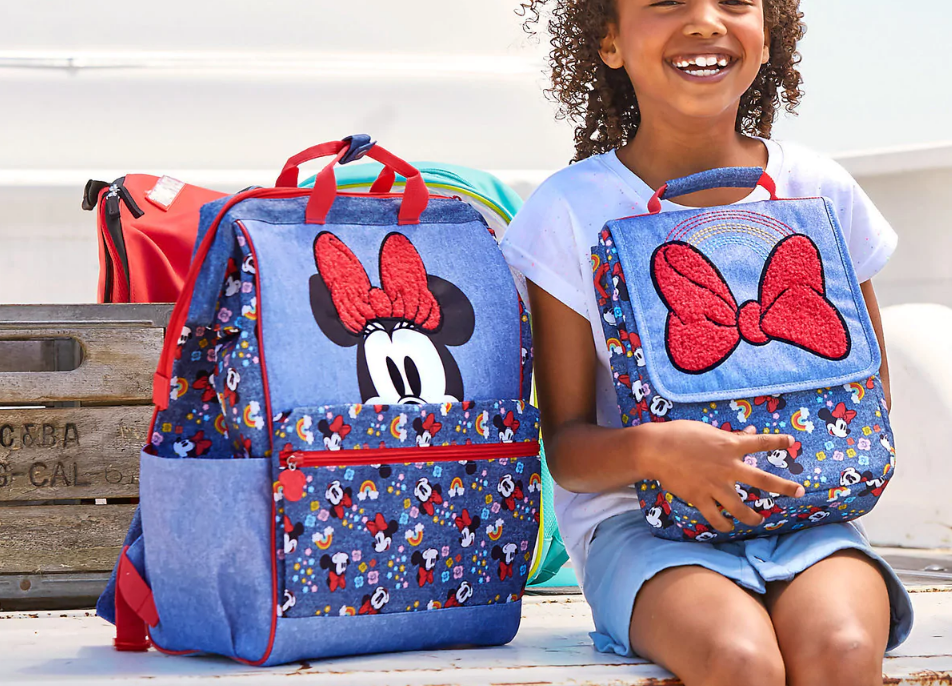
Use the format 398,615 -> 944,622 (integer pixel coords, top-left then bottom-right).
296,416 -> 314,444
214,414 -> 227,435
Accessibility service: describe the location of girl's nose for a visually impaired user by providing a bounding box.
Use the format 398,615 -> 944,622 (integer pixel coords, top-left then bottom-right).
682,0 -> 728,39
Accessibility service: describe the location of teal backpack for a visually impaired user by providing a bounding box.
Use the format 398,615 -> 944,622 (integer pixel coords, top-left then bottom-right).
302,161 -> 572,586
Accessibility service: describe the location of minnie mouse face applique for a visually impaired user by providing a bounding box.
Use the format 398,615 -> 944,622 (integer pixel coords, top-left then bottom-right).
310,232 -> 476,405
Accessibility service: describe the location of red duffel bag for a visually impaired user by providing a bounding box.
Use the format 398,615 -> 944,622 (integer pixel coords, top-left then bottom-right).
83,175 -> 228,303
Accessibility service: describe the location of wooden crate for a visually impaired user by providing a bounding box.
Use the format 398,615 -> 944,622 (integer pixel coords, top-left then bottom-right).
0,304 -> 172,610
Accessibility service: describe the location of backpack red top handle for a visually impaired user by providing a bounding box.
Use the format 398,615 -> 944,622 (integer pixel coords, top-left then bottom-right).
647,167 -> 778,214
275,136 -> 429,225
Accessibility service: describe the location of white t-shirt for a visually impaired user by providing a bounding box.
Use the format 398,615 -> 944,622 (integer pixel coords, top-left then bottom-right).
500,138 -> 898,573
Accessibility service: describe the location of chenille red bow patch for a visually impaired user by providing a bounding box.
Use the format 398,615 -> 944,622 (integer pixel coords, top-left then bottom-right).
314,232 -> 441,334
651,235 -> 850,373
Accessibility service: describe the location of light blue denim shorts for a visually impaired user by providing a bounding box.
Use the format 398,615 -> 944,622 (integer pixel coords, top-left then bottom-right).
582,509 -> 914,657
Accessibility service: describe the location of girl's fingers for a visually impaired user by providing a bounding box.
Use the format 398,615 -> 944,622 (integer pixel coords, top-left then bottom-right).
737,465 -> 805,499
735,432 -> 794,455
715,486 -> 764,528
697,499 -> 734,533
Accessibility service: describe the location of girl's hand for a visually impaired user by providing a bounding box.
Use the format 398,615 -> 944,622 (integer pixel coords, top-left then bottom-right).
639,420 -> 806,533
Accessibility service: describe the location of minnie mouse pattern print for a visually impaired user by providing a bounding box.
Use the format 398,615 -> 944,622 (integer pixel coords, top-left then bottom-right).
272,401 -> 541,619
590,168 -> 897,543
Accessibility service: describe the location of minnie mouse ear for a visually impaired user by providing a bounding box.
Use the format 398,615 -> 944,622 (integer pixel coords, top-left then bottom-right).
426,275 -> 475,347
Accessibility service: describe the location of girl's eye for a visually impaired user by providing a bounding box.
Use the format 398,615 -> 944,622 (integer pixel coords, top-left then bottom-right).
722,0 -> 756,5
649,1 -> 682,6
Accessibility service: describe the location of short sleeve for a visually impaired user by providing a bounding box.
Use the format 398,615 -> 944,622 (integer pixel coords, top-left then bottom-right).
500,179 -> 590,317
814,154 -> 898,283
844,180 -> 898,283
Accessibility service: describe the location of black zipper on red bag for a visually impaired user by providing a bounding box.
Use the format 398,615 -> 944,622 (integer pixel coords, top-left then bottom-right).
280,441 -> 540,469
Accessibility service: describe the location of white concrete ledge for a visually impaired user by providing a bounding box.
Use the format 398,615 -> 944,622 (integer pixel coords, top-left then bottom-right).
1,592 -> 949,685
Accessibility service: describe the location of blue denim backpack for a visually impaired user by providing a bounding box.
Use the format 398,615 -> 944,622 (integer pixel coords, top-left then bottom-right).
97,137 -> 541,664
591,168 -> 896,543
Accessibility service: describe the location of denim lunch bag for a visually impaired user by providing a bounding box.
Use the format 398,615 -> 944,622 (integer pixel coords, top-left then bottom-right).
591,167 -> 896,543
97,137 -> 541,664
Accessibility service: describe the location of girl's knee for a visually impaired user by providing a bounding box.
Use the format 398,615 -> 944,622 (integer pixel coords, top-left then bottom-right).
788,628 -> 885,686
701,639 -> 785,686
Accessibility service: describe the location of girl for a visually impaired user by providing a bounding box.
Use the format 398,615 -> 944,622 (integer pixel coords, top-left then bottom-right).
502,2 -> 913,685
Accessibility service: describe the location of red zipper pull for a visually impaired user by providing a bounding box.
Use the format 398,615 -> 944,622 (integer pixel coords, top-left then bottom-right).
278,452 -> 307,502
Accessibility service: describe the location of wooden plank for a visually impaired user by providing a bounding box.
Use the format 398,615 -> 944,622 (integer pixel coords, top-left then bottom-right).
0,303 -> 174,328
0,504 -> 136,574
0,572 -> 109,606
0,406 -> 150,501
0,327 -> 164,404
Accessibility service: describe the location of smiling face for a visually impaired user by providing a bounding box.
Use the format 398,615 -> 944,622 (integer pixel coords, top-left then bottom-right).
599,0 -> 770,124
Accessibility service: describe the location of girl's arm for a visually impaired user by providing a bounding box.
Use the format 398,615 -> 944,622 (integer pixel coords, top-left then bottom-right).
529,282 -> 804,533
860,280 -> 891,411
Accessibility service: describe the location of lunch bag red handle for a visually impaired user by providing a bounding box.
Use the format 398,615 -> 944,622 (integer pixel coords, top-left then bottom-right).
275,137 -> 429,225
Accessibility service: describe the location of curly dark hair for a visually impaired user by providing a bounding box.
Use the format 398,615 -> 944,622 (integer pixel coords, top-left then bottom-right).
516,0 -> 806,162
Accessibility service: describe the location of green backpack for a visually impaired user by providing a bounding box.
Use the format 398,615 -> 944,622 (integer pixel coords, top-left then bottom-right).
302,160 -> 572,586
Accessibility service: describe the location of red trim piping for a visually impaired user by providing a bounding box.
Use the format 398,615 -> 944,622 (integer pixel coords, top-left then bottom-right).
236,222 -> 279,665
282,441 -> 541,469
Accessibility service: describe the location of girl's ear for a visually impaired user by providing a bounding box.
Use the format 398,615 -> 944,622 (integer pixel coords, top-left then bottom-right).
761,27 -> 771,65
598,23 -> 624,70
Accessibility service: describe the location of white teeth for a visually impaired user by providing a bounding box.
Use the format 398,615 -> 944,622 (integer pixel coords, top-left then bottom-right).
718,57 -> 729,67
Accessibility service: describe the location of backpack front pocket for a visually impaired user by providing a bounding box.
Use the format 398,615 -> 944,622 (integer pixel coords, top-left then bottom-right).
271,400 -> 541,619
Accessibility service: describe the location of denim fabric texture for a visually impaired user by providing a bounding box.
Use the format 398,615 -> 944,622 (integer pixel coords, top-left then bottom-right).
590,195 -> 897,543
606,198 -> 881,403
140,452 -> 275,661
243,216 -> 523,408
663,167 -> 766,199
